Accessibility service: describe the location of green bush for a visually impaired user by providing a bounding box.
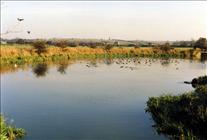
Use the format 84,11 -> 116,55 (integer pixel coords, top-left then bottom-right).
146,85 -> 207,139
192,75 -> 207,87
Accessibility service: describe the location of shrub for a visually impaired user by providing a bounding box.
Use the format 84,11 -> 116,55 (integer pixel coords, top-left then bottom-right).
134,45 -> 140,49
0,115 -> 26,140
68,42 -> 78,47
55,40 -> 68,48
89,42 -> 97,49
86,42 -> 105,48
16,39 -> 25,44
191,75 -> 207,88
159,43 -> 172,53
32,40 -> 47,54
146,85 -> 207,139
79,42 -> 87,47
46,40 -> 53,45
194,37 -> 207,51
104,44 -> 113,52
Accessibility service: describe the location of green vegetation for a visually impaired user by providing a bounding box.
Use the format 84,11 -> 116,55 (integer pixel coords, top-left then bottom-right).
146,78 -> 207,139
1,37 -> 205,65
192,75 -> 207,88
0,115 -> 26,140
0,46 -> 201,66
194,37 -> 207,51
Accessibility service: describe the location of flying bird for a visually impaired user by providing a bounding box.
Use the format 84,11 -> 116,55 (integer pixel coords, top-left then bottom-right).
27,31 -> 31,34
17,18 -> 24,21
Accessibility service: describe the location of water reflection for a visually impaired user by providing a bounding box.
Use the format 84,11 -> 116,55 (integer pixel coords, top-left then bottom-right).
2,57 -> 206,140
86,61 -> 98,68
1,57 -> 206,76
160,59 -> 171,66
57,61 -> 70,74
32,63 -> 48,77
104,58 -> 113,65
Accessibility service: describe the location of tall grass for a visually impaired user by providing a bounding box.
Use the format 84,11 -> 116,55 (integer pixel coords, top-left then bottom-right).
1,44 -> 201,65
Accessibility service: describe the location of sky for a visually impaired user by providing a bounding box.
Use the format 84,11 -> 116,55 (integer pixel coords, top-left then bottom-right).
1,1 -> 207,41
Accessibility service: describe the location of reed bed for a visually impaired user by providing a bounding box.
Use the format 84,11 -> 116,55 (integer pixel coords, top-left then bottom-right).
1,44 -> 201,65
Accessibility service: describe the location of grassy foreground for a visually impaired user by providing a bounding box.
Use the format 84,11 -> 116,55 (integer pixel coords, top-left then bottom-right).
146,76 -> 207,140
0,115 -> 26,140
1,44 -> 201,65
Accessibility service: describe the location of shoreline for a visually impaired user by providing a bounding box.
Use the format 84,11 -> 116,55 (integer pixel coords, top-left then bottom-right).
1,44 -> 201,65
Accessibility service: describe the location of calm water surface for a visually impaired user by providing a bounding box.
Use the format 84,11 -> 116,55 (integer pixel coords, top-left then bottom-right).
1,58 -> 206,140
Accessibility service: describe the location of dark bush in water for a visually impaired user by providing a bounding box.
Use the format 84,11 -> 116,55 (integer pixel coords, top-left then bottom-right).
146,85 -> 207,140
191,75 -> 207,88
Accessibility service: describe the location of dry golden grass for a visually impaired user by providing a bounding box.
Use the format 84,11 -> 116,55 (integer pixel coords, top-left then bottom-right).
0,44 -> 202,73
0,44 -> 201,59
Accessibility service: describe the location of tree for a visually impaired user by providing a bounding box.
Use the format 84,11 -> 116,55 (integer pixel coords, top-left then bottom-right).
159,42 -> 172,52
194,37 -> 207,51
32,40 -> 47,54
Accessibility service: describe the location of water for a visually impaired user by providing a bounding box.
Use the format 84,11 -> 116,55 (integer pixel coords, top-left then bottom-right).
1,58 -> 206,140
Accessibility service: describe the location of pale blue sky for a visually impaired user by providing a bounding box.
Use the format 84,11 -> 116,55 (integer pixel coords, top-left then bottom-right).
1,1 -> 207,41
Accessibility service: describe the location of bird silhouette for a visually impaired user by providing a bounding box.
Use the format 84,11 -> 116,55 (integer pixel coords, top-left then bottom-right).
17,18 -> 24,21
27,31 -> 31,34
